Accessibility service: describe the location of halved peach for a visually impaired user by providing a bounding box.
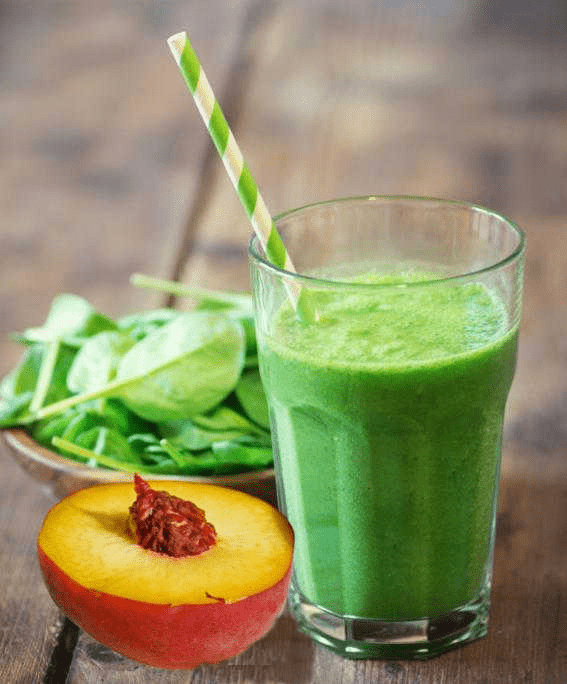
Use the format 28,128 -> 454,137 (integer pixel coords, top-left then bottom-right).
37,479 -> 294,669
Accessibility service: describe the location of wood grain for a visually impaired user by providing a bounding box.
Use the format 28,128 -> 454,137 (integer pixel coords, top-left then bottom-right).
0,457 -> 61,683
1,0 -> 566,682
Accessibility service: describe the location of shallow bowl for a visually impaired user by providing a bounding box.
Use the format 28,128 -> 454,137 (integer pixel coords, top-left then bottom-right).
1,428 -> 276,504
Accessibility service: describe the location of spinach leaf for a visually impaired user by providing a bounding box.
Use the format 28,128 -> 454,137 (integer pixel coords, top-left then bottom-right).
52,436 -> 176,473
117,308 -> 180,340
14,294 -> 117,347
37,343 -> 76,404
211,441 -> 274,469
75,427 -> 142,464
2,284 -> 274,476
67,331 -> 136,393
190,405 -> 265,435
115,311 -> 246,421
227,308 -> 257,357
158,419 -> 245,451
31,409 -> 81,445
0,392 -> 34,427
159,439 -> 272,476
30,400 -> 154,450
0,346 -> 44,399
131,273 -> 258,355
235,368 -> 270,429
1,342 -> 75,403
36,311 -> 246,422
0,342 -> 77,426
99,399 -> 156,435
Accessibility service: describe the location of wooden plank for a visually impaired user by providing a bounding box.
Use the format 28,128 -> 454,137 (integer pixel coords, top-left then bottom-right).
0,457 -> 63,682
1,0 -> 567,681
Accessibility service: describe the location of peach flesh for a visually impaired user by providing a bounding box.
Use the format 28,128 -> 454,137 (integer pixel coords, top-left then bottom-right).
37,481 -> 294,669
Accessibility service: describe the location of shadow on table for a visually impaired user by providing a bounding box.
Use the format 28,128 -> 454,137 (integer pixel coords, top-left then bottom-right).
213,612 -> 316,684
466,0 -> 567,38
69,610 -> 315,683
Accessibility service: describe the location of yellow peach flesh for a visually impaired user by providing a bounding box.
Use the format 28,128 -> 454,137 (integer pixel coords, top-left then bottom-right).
38,481 -> 294,605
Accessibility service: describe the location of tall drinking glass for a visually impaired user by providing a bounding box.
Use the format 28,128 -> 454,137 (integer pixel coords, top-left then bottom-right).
249,196 -> 524,659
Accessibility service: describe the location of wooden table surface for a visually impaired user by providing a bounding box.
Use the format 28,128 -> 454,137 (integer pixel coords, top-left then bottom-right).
1,1 -> 566,681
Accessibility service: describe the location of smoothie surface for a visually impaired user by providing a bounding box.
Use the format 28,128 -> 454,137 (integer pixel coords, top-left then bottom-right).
272,271 -> 508,367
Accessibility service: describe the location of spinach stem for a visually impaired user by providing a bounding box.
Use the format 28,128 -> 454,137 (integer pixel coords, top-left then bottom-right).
51,436 -> 137,472
130,273 -> 252,308
29,337 -> 61,414
35,374 -> 140,419
159,438 -> 188,467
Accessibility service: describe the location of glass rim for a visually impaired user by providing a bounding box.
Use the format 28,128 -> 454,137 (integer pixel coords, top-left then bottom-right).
248,195 -> 526,289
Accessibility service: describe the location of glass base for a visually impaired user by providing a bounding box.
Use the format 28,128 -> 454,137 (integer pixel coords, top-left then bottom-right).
288,588 -> 490,660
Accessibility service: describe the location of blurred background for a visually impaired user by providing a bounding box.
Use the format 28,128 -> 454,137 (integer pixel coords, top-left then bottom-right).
2,0 -> 567,458
0,0 -> 566,456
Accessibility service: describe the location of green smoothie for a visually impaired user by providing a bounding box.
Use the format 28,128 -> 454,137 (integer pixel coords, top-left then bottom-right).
259,273 -> 518,620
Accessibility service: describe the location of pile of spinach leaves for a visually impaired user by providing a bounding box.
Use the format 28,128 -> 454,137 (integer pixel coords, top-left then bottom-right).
0,276 -> 273,476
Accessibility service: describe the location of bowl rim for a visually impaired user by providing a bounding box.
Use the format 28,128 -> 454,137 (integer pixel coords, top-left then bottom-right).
1,428 -> 275,486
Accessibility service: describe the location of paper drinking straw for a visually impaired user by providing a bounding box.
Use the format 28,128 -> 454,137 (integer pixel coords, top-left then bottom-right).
167,31 -> 311,318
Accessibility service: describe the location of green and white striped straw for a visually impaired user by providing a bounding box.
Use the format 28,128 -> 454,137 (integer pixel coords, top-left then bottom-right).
168,31 -> 306,314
